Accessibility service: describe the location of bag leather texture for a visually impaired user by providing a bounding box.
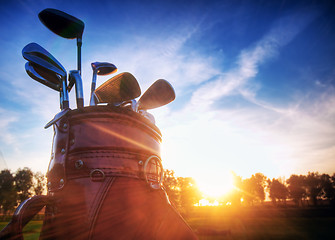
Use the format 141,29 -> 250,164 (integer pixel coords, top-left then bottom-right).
1,106 -> 198,240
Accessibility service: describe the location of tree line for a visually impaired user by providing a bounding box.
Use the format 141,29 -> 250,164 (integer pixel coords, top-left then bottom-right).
1,168 -> 335,215
0,168 -> 45,215
163,170 -> 335,210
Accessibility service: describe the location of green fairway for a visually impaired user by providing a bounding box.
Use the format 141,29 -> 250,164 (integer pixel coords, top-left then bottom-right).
0,221 -> 42,240
1,208 -> 335,240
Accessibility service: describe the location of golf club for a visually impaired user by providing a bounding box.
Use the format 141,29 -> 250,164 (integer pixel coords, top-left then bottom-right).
94,72 -> 141,105
23,43 -> 69,109
68,70 -> 84,108
25,62 -> 68,109
22,42 -> 66,74
25,62 -> 60,91
38,8 -> 84,75
90,62 -> 117,106
23,43 -> 66,78
136,79 -> 175,111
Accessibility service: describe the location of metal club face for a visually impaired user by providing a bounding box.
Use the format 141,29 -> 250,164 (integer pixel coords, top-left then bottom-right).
92,62 -> 117,76
94,72 -> 141,104
137,79 -> 176,111
25,62 -> 60,91
89,62 -> 118,106
38,9 -> 84,39
22,43 -> 66,74
25,62 -> 68,109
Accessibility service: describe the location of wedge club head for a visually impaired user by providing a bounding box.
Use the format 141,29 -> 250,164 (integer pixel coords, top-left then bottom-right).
89,62 -> 117,106
94,72 -> 141,105
39,8 -> 84,74
137,79 -> 175,111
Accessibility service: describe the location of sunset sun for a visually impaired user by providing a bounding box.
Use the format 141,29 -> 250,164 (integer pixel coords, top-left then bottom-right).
195,171 -> 235,199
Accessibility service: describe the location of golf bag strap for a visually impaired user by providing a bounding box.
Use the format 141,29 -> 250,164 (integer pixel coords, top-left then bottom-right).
0,195 -> 51,240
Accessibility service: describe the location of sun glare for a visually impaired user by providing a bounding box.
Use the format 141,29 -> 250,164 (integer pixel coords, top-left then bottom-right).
195,171 -> 234,199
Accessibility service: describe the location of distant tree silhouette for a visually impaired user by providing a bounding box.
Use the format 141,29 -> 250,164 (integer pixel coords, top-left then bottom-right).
267,178 -> 289,206
320,173 -> 335,205
33,171 -> 46,195
15,167 -> 34,203
0,169 -> 17,215
287,174 -> 306,207
305,172 -> 323,206
178,177 -> 201,211
163,169 -> 179,206
241,173 -> 266,205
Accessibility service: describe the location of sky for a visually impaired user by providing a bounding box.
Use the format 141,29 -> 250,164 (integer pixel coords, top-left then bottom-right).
0,0 -> 334,196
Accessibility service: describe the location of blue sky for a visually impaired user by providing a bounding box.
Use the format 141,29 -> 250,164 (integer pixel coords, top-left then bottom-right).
0,0 -> 334,194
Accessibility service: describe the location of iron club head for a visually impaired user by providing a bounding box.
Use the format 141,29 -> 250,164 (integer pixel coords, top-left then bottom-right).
94,72 -> 141,105
137,79 -> 175,111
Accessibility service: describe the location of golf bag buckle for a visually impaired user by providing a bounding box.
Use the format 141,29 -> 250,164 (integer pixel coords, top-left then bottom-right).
90,169 -> 105,182
143,155 -> 163,190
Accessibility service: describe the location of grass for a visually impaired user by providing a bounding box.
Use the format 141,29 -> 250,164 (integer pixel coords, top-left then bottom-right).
0,221 -> 42,240
1,207 -> 335,239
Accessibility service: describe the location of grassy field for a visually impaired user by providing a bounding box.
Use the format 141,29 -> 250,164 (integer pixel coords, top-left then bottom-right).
1,207 -> 335,239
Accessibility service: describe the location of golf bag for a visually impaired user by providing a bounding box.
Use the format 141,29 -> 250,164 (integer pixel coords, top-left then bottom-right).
0,106 -> 198,240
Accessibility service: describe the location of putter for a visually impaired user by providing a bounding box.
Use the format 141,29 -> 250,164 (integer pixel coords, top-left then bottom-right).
68,70 -> 84,108
136,79 -> 175,111
89,62 -> 117,106
94,72 -> 141,105
39,8 -> 84,75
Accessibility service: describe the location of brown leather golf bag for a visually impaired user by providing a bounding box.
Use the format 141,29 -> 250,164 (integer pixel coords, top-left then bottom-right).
0,106 -> 198,239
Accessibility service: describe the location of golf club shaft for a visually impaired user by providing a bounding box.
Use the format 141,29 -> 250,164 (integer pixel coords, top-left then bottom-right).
77,38 -> 82,75
90,70 -> 97,106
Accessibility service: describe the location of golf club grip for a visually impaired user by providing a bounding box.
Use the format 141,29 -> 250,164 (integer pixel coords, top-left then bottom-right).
77,98 -> 84,108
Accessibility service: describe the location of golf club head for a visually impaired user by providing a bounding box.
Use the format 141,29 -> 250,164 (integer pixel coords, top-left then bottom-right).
22,44 -> 66,79
25,62 -> 68,109
22,43 -> 66,73
94,72 -> 141,104
69,70 -> 84,108
25,62 -> 60,91
38,9 -> 84,39
89,62 -> 118,106
137,79 -> 175,111
91,62 -> 117,76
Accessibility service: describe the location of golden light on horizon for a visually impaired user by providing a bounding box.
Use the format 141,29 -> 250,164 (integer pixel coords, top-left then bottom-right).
195,170 -> 234,199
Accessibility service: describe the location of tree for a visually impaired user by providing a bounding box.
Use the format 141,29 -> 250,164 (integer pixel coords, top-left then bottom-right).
163,170 -> 179,206
178,177 -> 201,211
267,178 -> 289,206
15,167 -> 34,203
320,173 -> 335,204
0,169 -> 17,215
287,174 -> 306,207
305,172 -> 323,206
33,171 -> 46,195
241,173 -> 266,205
